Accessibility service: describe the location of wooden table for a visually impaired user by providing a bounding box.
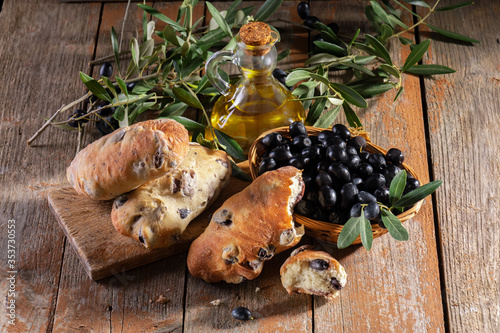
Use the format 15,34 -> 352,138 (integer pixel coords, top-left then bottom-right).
1,0 -> 498,332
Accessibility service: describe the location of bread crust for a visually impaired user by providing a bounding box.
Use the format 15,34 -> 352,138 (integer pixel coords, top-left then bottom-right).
187,166 -> 305,284
111,143 -> 232,249
280,245 -> 347,298
66,119 -> 189,200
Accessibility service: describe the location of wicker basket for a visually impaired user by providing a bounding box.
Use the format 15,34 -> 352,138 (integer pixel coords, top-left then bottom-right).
248,126 -> 424,245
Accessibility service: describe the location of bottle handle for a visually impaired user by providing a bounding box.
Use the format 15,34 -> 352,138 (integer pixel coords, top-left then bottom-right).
205,50 -> 235,96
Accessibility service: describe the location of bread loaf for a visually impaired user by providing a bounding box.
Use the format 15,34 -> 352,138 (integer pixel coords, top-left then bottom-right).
280,245 -> 347,298
187,166 -> 305,284
67,119 -> 189,200
111,143 -> 232,249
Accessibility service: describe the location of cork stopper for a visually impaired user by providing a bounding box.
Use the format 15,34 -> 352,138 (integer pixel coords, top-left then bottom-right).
239,22 -> 272,46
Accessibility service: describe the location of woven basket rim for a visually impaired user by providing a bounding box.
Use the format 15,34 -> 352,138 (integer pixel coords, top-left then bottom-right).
248,126 -> 425,245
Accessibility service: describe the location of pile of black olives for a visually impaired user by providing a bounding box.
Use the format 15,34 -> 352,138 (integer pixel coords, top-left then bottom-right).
257,122 -> 420,226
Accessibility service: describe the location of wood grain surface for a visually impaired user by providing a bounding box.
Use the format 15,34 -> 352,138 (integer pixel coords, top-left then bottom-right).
47,169 -> 250,280
418,1 -> 500,332
1,0 -> 498,332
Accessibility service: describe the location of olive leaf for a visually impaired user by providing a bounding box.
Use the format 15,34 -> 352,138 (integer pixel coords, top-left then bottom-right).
158,102 -> 189,117
337,215 -> 362,249
172,87 -> 204,109
313,104 -> 342,128
230,160 -> 252,182
314,41 -> 347,57
339,61 -> 375,77
381,208 -> 409,241
393,180 -> 443,208
305,97 -> 327,125
347,78 -> 393,98
405,64 -> 456,75
401,40 -> 430,73
277,49 -> 291,62
110,27 -> 120,73
435,1 -> 474,12
161,116 -> 206,131
206,2 -> 233,38
402,0 -> 430,7
116,77 -> 128,98
80,72 -> 111,102
389,169 -> 407,206
305,53 -> 339,66
425,24 -> 480,43
379,64 -> 400,78
343,102 -> 363,128
394,86 -> 404,101
359,210 -> 373,251
214,129 -> 245,161
137,4 -> 185,32
330,83 -> 367,108
286,70 -> 311,86
365,34 -> 393,65
254,0 -> 284,22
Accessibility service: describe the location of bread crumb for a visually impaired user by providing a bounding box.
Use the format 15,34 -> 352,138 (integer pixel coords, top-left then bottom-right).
210,299 -> 221,306
255,287 -> 261,293
155,295 -> 169,304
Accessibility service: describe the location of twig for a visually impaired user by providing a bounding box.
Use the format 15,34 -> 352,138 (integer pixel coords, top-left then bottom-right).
27,94 -> 89,145
76,125 -> 83,155
119,0 -> 132,53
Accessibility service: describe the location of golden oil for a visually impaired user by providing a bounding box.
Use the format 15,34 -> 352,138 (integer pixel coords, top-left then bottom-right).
209,69 -> 305,152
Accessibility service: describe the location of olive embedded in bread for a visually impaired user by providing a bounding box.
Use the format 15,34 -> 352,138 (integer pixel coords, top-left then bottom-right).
187,166 -> 306,284
280,245 -> 347,298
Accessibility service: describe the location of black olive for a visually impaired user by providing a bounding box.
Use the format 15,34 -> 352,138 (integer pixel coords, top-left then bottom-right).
96,116 -> 118,136
289,156 -> 304,169
357,163 -> 374,178
310,259 -> 329,271
302,173 -> 315,188
332,124 -> 351,141
331,277 -> 342,290
364,173 -> 386,192
315,172 -> 333,187
305,190 -> 318,202
295,199 -> 317,216
374,187 -> 390,204
327,137 -> 347,150
97,105 -> 115,117
272,68 -> 288,87
100,62 -> 113,78
377,218 -> 387,229
292,135 -> 312,151
352,177 -> 364,188
74,109 -> 89,124
301,145 -> 322,160
261,132 -> 283,148
289,121 -> 307,137
232,307 -> 253,321
405,178 -> 421,191
345,155 -> 361,171
258,157 -> 277,175
318,130 -> 335,142
297,2 -> 310,20
304,16 -> 320,29
318,186 -> 337,208
386,148 -> 405,166
340,182 -> 359,209
328,162 -> 351,183
316,161 -> 329,173
350,203 -> 362,217
364,202 -> 380,220
269,147 -> 293,163
357,191 -> 377,204
359,151 -> 370,163
382,165 -> 402,185
345,145 -> 358,156
312,34 -> 324,43
327,22 -> 340,35
126,81 -> 137,92
368,153 -> 387,171
347,136 -> 367,151
326,145 -> 347,164
312,209 -> 329,221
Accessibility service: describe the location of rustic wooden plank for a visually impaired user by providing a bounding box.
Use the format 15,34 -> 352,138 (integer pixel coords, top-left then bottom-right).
418,1 -> 500,332
0,0 -> 101,331
49,2 -> 210,332
47,173 -> 249,280
183,2 -> 313,332
309,1 -> 445,332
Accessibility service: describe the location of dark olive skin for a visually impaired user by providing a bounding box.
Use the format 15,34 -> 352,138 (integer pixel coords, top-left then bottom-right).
269,147 -> 293,163
364,173 -> 386,192
100,62 -> 113,78
297,2 -> 310,20
262,132 -> 283,148
347,136 -> 367,151
345,155 -> 361,171
374,187 -> 390,203
318,130 -> 335,142
328,162 -> 351,183
326,145 -> 348,164
316,172 -> 333,187
318,186 -> 337,208
332,124 -> 351,141
327,22 -> 340,35
406,178 -> 421,191
383,165 -> 402,185
340,182 -> 359,209
96,116 -> 118,136
310,259 -> 329,271
292,135 -> 312,151
368,153 -> 387,171
301,145 -> 322,160
364,202 -> 380,220
232,307 -> 253,321
304,15 -> 320,29
289,156 -> 304,169
357,191 -> 377,204
295,200 -> 317,216
258,157 -> 277,175
386,148 -> 405,166
350,203 -> 362,217
359,151 -> 370,163
289,121 -> 307,137
357,163 -> 374,178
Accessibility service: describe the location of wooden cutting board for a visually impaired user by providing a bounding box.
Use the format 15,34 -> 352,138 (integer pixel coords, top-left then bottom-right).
47,162 -> 251,280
